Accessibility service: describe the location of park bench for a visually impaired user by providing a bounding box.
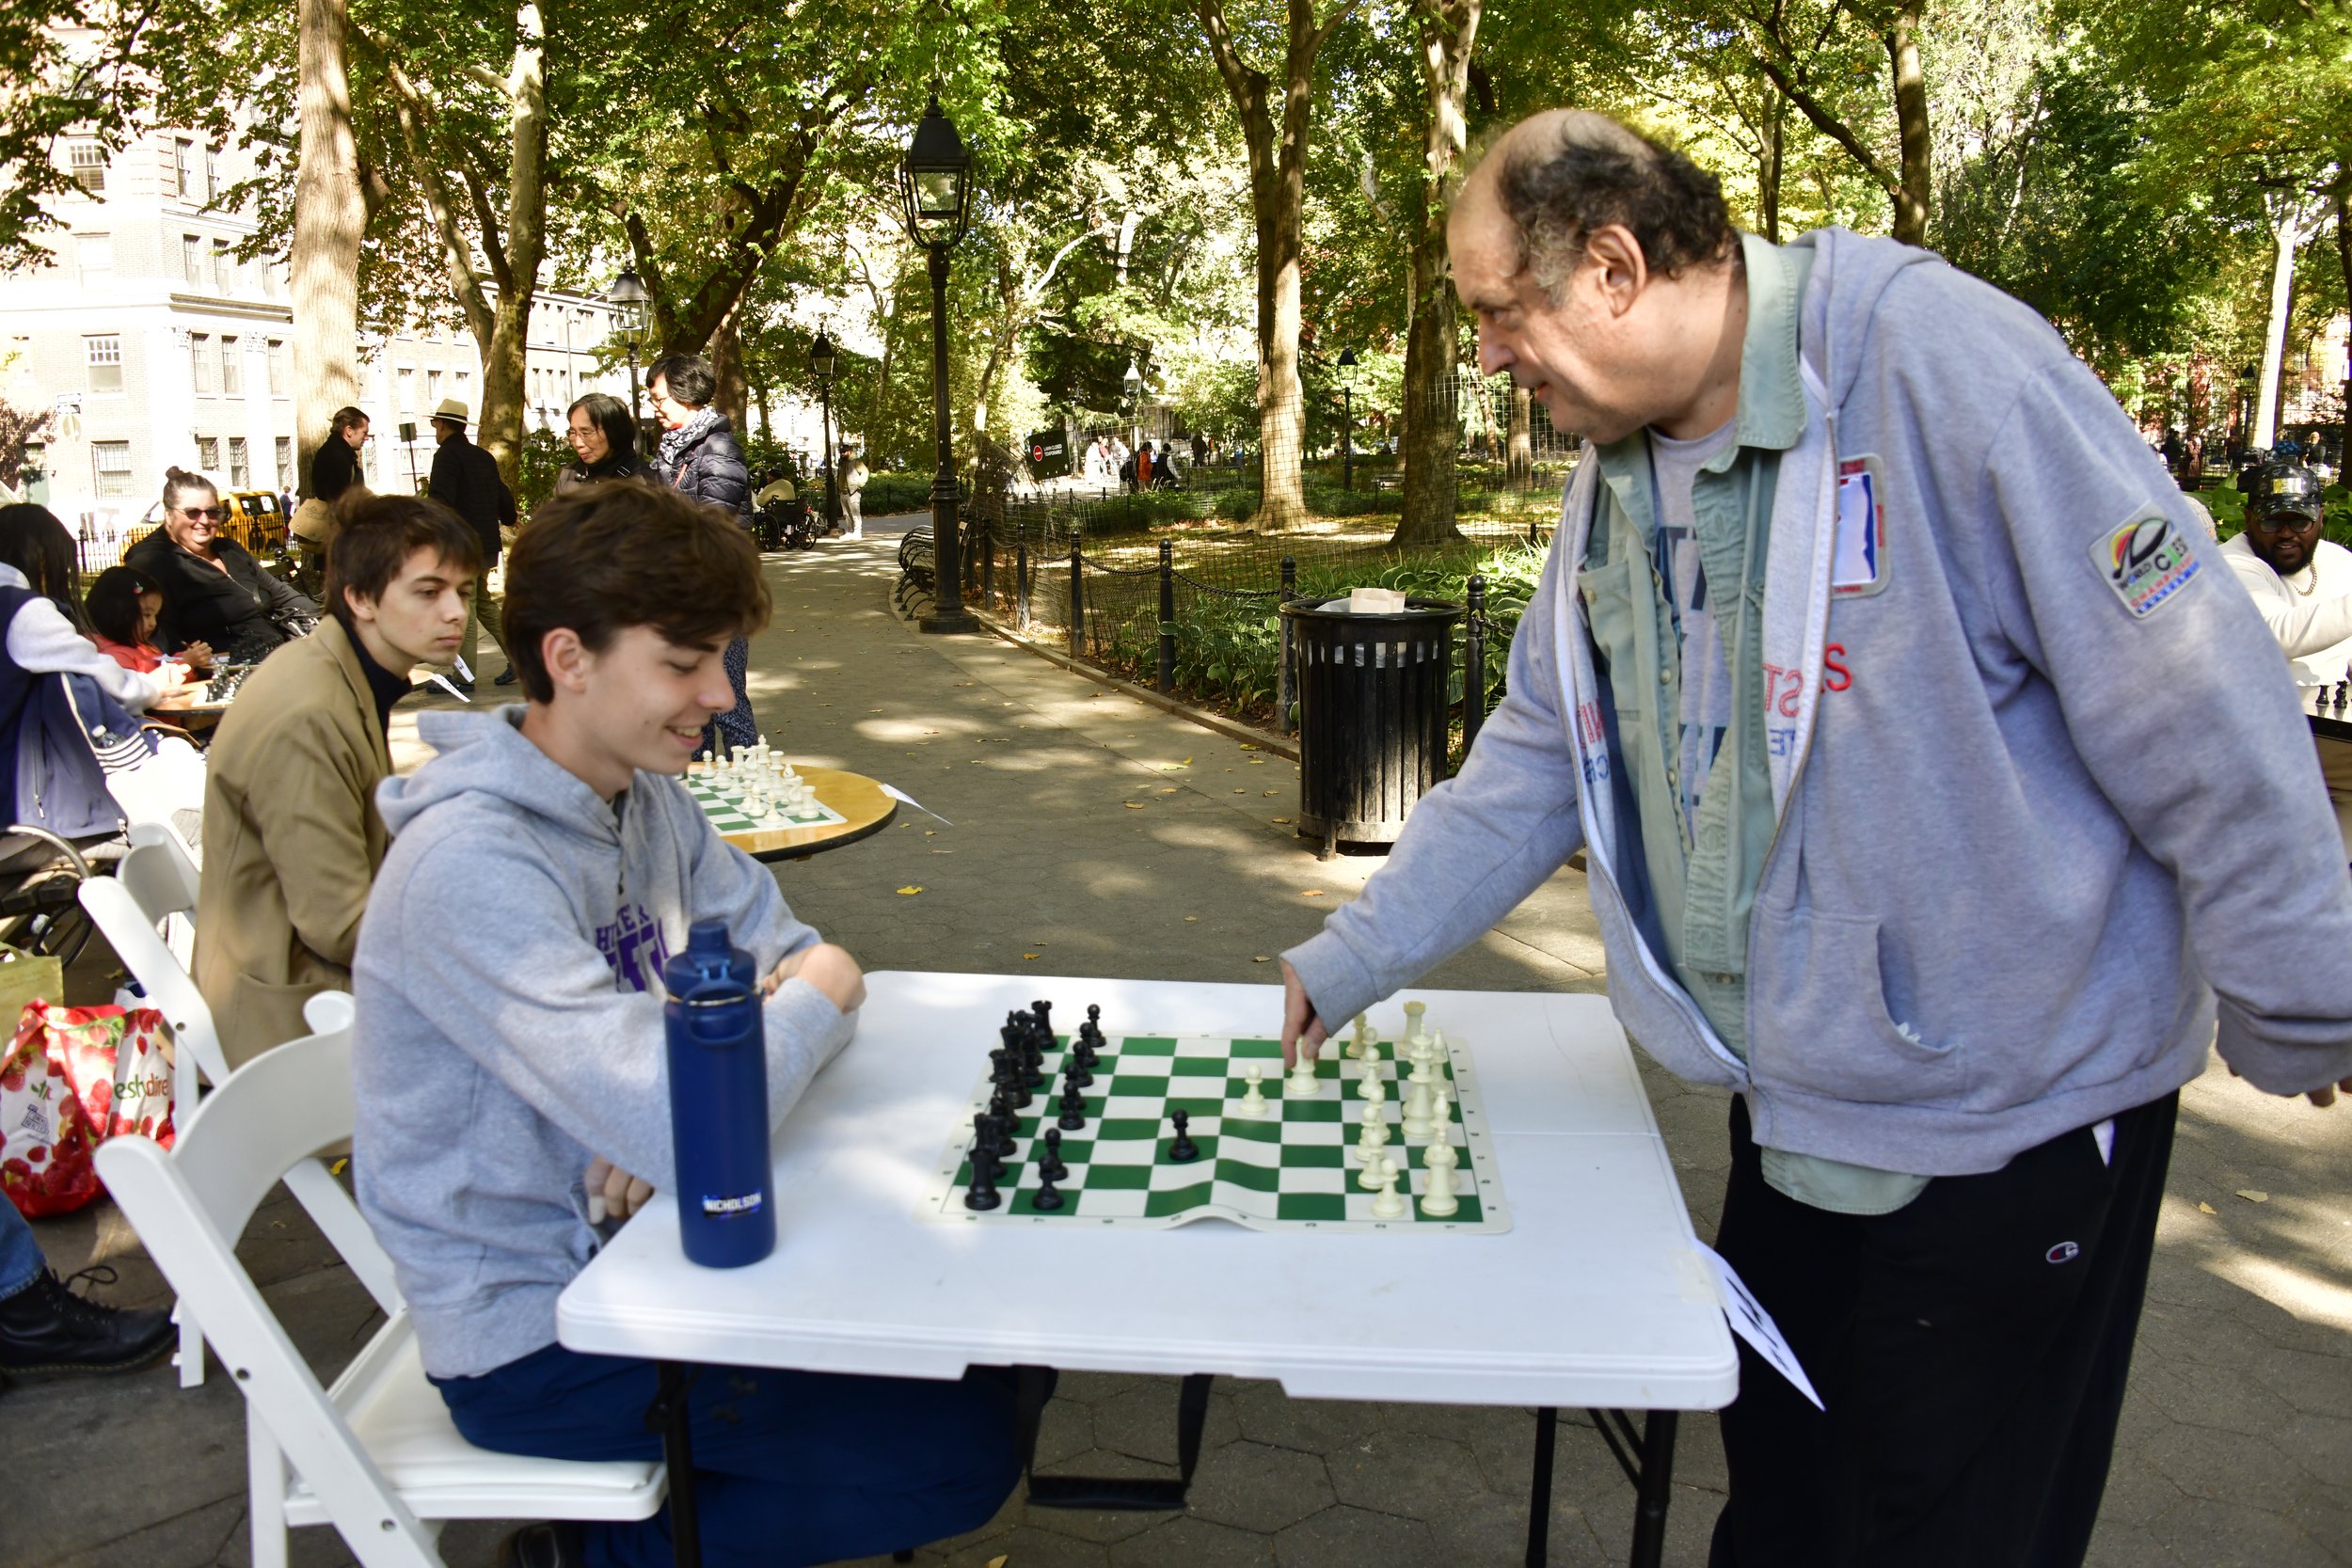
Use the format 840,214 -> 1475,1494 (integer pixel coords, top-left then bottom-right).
896,524 -> 935,617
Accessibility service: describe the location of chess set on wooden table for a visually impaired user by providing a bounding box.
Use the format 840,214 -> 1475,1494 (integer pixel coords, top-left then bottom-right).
920,999 -> 1509,1232
684,737 -> 847,832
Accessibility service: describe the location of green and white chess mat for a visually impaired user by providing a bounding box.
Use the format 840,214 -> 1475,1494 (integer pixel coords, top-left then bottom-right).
921,1030 -> 1510,1232
685,776 -> 848,833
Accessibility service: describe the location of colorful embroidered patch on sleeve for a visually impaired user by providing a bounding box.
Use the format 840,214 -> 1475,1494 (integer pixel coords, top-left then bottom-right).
2091,508 -> 2201,619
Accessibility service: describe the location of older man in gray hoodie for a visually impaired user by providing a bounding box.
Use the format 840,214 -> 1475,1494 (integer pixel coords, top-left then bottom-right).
1279,111 -> 2352,1568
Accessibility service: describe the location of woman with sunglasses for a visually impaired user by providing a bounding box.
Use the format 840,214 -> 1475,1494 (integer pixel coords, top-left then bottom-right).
124,467 -> 319,664
554,392 -> 640,494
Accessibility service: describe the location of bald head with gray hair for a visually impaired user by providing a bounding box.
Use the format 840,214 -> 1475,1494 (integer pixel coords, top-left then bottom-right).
1463,110 -> 1737,304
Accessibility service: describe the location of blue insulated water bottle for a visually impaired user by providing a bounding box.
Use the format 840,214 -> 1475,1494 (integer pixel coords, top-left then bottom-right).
661,918 -> 775,1268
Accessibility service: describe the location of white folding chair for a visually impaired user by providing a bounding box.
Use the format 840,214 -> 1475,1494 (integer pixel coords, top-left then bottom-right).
79,820 -> 225,1386
96,992 -> 667,1568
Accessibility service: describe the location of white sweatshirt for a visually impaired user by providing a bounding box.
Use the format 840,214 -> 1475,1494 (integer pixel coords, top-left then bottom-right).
2220,533 -> 2352,686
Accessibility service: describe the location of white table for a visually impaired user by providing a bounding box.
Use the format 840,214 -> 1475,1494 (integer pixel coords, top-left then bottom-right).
558,973 -> 1738,1566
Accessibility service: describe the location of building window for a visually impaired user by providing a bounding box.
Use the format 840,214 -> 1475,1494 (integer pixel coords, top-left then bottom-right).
212,238 -> 232,293
220,335 -> 242,395
174,138 -> 195,198
397,366 -> 415,411
86,335 -> 123,395
205,146 -> 220,203
266,338 -> 287,395
275,436 -> 293,485
196,436 -> 220,472
228,436 -> 249,488
75,233 -> 111,287
190,333 -> 214,394
69,145 -> 105,193
92,442 -> 132,498
182,234 -> 201,286
426,368 -> 443,406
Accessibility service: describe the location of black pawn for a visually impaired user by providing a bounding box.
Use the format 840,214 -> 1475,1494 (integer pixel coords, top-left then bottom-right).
1038,1127 -> 1070,1181
1064,1053 -> 1093,1090
1087,1003 -> 1103,1036
1168,1108 -> 1200,1164
1030,1168 -> 1066,1211
1057,1082 -> 1088,1131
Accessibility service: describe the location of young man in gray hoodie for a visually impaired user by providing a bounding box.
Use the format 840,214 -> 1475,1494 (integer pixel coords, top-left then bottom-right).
352,483 -> 1021,1568
1279,111 -> 2352,1567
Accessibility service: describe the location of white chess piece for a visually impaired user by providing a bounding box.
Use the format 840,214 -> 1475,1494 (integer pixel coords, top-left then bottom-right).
1287,1050 -> 1319,1098
1401,1051 -> 1438,1138
1352,1100 -> 1391,1164
1347,1013 -> 1371,1060
1430,1030 -> 1455,1102
1419,1139 -> 1461,1218
1402,999 -> 1428,1051
1358,1148 -> 1395,1192
1370,1162 -> 1408,1218
1234,1066 -> 1269,1117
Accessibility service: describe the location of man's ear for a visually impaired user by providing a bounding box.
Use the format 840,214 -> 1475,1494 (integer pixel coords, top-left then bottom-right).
540,627 -> 592,695
1581,223 -> 1650,319
342,585 -> 373,626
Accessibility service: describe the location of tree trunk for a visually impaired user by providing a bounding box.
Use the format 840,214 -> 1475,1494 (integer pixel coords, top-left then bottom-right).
1506,386 -> 1532,481
1198,0 -> 1358,531
292,0 -> 363,499
707,309 -> 748,433
1760,98 -> 1785,244
2255,196 -> 2318,451
1391,0 -> 1478,549
2335,180 -> 2352,450
1885,6 -> 1931,245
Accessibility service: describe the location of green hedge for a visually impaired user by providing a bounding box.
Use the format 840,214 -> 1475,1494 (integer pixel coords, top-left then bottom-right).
860,471 -> 934,515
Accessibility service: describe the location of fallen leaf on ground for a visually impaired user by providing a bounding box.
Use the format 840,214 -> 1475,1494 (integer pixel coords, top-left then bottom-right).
925,830 -> 936,836
1272,816 -> 1293,824
1252,955 -> 1272,963
988,1557 -> 1009,1568
1023,954 -> 1040,960
1239,743 -> 1258,751
1184,915 -> 1199,923
1124,801 -> 1146,809
1162,786 -> 1179,794
2197,1201 -> 2217,1214
1232,788 -> 1247,794
896,885 -> 925,895
1263,790 -> 1280,797
2235,1190 -> 2270,1204
1301,890 -> 1325,897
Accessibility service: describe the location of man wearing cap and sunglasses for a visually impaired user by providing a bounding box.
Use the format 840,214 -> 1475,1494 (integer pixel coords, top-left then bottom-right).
426,399 -> 516,692
2222,461 -> 2352,682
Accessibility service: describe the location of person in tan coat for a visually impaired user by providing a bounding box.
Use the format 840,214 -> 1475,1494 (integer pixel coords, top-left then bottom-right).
195,495 -> 482,1068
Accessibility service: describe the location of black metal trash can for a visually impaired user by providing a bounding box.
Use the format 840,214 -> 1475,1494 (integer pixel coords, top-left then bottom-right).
1281,596 -> 1462,859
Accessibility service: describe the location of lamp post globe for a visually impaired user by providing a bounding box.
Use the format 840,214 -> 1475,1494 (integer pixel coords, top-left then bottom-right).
1336,346 -> 1358,492
19,436 -> 45,507
898,92 -> 978,633
607,267 -> 651,433
808,327 -> 841,534
1122,358 -> 1143,477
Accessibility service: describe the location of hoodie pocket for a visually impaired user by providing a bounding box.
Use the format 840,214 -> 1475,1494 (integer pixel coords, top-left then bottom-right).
1752,909 -> 1967,1104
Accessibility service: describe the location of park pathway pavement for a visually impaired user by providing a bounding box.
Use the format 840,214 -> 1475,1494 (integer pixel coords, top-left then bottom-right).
12,531 -> 2351,1567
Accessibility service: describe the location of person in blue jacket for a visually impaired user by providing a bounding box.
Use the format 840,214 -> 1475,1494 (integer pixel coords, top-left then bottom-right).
1278,110 -> 2352,1568
646,353 -> 757,752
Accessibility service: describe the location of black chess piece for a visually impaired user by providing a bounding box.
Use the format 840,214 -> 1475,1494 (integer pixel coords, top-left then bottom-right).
1087,1003 -> 1103,1037
1057,1082 -> 1088,1131
1030,1168 -> 1066,1211
1064,1054 -> 1093,1091
1168,1109 -> 1200,1163
964,1115 -> 1003,1211
1033,1000 -> 1055,1043
1020,1023 -> 1047,1088
1038,1127 -> 1070,1182
991,1050 -> 1032,1110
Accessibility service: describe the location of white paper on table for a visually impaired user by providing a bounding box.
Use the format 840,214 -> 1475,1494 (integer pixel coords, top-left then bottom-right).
882,783 -> 951,826
1694,1242 -> 1825,1411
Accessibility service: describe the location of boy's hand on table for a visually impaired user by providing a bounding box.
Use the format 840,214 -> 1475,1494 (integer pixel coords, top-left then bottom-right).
584,1156 -> 654,1224
764,942 -> 866,1013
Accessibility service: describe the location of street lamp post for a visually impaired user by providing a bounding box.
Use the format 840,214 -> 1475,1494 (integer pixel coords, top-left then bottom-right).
1337,346 -> 1357,491
608,267 -> 650,435
19,436 -> 45,507
809,327 -> 840,534
899,92 -> 978,634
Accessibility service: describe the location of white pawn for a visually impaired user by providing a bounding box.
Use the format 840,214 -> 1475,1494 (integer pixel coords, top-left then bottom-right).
1352,1100 -> 1391,1164
1347,1013 -> 1371,1060
1419,1140 -> 1461,1218
1287,1050 -> 1319,1099
1358,1148 -> 1395,1192
1234,1066 -> 1270,1117
1370,1162 -> 1408,1219
1359,1061 -> 1387,1105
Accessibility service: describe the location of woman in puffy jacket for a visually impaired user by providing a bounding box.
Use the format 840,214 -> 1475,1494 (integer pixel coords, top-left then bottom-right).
646,353 -> 756,751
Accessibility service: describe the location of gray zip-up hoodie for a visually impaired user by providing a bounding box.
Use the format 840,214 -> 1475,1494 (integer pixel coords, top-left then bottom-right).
352,708 -> 854,1379
1286,229 -> 2352,1177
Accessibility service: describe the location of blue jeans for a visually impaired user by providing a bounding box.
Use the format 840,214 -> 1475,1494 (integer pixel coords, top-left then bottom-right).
701,636 -> 757,754
435,1343 -> 1023,1568
0,1199 -> 40,1300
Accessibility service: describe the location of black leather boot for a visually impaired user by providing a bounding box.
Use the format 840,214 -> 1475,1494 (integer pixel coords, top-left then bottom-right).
0,1266 -> 174,1377
499,1521 -> 587,1568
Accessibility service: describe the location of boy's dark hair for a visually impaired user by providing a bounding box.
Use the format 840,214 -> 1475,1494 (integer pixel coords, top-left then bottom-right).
645,354 -> 717,409
85,564 -> 163,647
503,482 -> 770,704
1493,117 -> 1735,298
330,405 -> 370,435
324,493 -> 485,635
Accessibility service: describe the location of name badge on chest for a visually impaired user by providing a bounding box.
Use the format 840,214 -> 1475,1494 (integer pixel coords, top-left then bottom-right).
1832,455 -> 1889,596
